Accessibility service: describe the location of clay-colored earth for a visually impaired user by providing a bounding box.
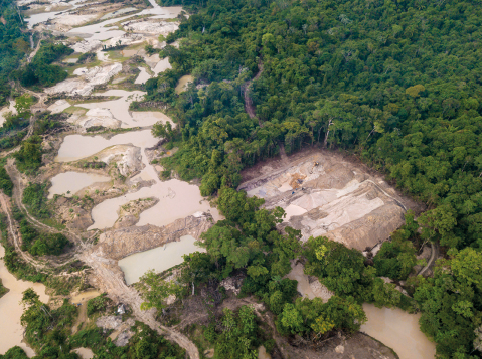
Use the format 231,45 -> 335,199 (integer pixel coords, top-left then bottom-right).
239,148 -> 423,250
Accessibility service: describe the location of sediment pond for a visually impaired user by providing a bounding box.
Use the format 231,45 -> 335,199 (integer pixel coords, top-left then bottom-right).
118,235 -> 205,285
48,171 -> 111,198
0,246 -> 48,356
360,304 -> 436,359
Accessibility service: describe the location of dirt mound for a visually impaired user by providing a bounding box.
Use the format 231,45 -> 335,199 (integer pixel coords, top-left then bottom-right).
94,213 -> 213,260
239,149 -> 421,250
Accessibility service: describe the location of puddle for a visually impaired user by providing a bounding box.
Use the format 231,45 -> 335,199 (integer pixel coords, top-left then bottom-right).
285,262 -> 316,299
175,74 -> 194,94
72,90 -> 166,128
0,246 -> 48,356
55,129 -> 158,162
135,67 -> 151,84
70,290 -> 102,304
119,235 -> 205,285
361,304 -> 436,359
48,171 -> 111,198
72,347 -> 94,359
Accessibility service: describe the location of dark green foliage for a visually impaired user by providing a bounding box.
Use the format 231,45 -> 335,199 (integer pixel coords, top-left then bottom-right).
414,249 -> 482,359
16,42 -> 72,87
204,306 -> 260,359
0,0 -> 28,105
303,236 -> 369,298
373,237 -> 417,281
0,165 -> 13,196
22,182 -> 50,218
144,0 -> 482,254
32,112 -> 66,136
76,51 -> 96,64
14,135 -> 42,172
0,346 -> 29,359
0,278 -> 8,298
18,289 -> 186,359
276,296 -> 366,338
87,293 -> 110,316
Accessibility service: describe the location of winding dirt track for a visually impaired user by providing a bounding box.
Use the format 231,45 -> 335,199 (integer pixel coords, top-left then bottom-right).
80,252 -> 200,359
244,62 -> 263,122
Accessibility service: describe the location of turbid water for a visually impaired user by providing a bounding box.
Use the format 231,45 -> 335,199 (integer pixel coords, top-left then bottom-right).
360,304 -> 436,359
55,130 -> 158,162
175,74 -> 194,94
48,171 -> 111,198
0,246 -> 48,356
135,67 -> 151,84
119,235 -> 205,285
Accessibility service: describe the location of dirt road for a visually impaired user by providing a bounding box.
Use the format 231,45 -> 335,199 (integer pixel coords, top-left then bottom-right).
81,251 -> 200,359
244,62 -> 263,122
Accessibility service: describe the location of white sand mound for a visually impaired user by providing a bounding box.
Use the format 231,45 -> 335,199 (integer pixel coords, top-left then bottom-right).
47,99 -> 70,114
103,34 -> 144,48
98,145 -> 143,176
79,108 -> 121,129
123,20 -> 179,35
71,39 -> 102,53
46,63 -> 122,96
52,14 -> 97,26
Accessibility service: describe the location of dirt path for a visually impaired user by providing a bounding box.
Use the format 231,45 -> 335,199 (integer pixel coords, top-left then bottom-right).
418,242 -> 439,277
244,62 -> 263,123
27,34 -> 43,63
80,252 -> 200,359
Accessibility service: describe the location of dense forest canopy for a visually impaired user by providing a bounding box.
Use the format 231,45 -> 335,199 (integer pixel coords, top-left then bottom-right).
148,0 -> 482,249
0,0 -> 28,105
139,0 -> 482,357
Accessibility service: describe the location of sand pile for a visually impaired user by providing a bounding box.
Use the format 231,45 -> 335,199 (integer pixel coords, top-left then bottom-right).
123,20 -> 178,35
97,145 -> 144,177
103,34 -> 144,48
78,108 -> 122,129
46,63 -> 122,96
239,150 -> 416,250
71,39 -> 102,53
52,13 -> 97,26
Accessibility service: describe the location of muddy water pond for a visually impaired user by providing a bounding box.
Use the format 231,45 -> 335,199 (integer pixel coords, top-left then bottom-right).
361,304 -> 436,359
48,171 -> 111,198
55,129 -> 158,162
135,67 -> 151,84
89,178 -> 212,229
175,75 -> 194,94
0,246 -> 48,356
119,235 -> 205,285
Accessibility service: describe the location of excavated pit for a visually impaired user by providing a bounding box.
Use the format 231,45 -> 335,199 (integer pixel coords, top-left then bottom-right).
239,148 -> 422,250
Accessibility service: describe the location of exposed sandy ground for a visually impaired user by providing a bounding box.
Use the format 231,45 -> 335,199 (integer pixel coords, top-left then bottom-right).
239,148 -> 423,250
123,19 -> 178,34
46,63 -> 122,96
